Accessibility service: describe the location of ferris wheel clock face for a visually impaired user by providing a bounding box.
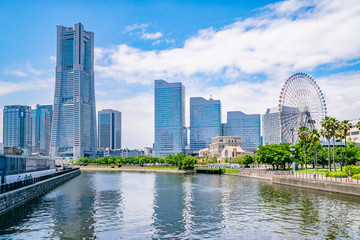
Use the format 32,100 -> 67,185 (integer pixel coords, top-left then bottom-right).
278,73 -> 327,144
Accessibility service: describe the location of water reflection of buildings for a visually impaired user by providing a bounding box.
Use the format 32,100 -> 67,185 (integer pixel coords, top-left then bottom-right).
152,174 -> 188,237
152,174 -> 229,238
50,172 -> 97,239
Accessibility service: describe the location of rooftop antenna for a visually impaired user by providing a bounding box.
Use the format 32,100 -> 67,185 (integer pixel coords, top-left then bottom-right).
209,94 -> 213,100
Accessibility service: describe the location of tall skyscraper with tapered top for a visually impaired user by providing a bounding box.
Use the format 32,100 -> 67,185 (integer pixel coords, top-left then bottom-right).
50,23 -> 97,159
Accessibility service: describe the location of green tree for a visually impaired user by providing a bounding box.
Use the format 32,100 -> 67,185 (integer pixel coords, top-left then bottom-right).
342,120 -> 352,166
337,122 -> 346,171
321,116 -> 333,171
115,157 -> 123,166
179,156 -> 197,170
298,126 -> 310,171
256,143 -> 291,170
309,129 -> 320,171
330,118 -> 339,172
165,155 -> 175,165
138,156 -> 148,166
77,157 -> 90,165
242,155 -> 254,166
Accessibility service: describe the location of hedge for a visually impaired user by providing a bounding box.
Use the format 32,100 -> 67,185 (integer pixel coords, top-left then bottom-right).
343,165 -> 360,176
325,172 -> 348,178
352,174 -> 360,179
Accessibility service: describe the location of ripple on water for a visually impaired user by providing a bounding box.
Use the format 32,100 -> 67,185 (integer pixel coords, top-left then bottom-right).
1,172 -> 360,239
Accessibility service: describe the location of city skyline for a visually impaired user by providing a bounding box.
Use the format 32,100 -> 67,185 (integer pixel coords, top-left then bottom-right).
0,0 -> 360,149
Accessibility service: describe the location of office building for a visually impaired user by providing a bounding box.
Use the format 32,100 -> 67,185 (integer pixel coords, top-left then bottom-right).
262,107 -> 284,145
226,111 -> 261,151
31,105 -> 53,156
154,80 -> 185,158
98,109 -> 121,150
190,97 -> 221,151
347,118 -> 360,145
51,23 -> 97,159
3,105 -> 32,153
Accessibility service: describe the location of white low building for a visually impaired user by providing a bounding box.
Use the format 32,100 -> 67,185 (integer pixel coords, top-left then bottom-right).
220,146 -> 247,161
199,136 -> 252,162
347,119 -> 360,145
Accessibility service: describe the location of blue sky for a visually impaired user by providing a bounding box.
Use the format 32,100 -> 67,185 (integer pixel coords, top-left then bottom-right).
0,0 -> 360,148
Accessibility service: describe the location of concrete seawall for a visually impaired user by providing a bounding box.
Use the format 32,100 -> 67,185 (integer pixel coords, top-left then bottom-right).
0,169 -> 81,216
225,172 -> 273,181
272,176 -> 360,196
225,171 -> 360,196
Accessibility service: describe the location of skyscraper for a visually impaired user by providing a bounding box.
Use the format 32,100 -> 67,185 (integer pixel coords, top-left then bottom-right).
98,109 -> 121,150
3,105 -> 32,152
51,23 -> 97,159
31,105 -> 53,156
190,97 -> 221,151
226,111 -> 261,151
262,107 -> 284,145
154,80 -> 185,158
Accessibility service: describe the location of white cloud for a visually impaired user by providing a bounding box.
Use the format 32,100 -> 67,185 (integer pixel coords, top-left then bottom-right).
141,32 -> 163,40
317,71 -> 360,121
124,23 -> 164,43
2,68 -> 27,77
2,61 -> 43,78
95,0 -> 360,85
50,56 -> 56,63
0,78 -> 53,96
124,23 -> 149,33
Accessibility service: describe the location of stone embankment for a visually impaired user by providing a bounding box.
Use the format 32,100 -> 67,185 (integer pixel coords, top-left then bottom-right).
80,166 -> 195,174
225,171 -> 273,181
0,169 -> 80,215
272,176 -> 360,196
225,171 -> 360,196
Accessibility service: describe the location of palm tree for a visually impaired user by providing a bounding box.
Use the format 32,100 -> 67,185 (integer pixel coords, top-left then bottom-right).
321,116 -> 333,171
336,124 -> 345,171
330,118 -> 339,172
342,120 -> 352,166
357,121 -> 360,130
298,126 -> 309,171
309,129 -> 320,171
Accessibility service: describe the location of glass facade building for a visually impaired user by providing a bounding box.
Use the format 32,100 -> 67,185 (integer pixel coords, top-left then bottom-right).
51,23 -> 97,159
98,109 -> 121,150
190,97 -> 221,151
154,80 -> 185,158
262,107 -> 284,145
31,105 -> 53,156
226,111 -> 261,151
3,105 -> 32,152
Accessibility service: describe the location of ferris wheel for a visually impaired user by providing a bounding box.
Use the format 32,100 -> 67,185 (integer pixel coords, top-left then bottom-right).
278,73 -> 327,144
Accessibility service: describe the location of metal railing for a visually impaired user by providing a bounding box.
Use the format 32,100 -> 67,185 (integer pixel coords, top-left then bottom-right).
235,168 -> 360,184
196,164 -> 360,185
0,168 -> 79,194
